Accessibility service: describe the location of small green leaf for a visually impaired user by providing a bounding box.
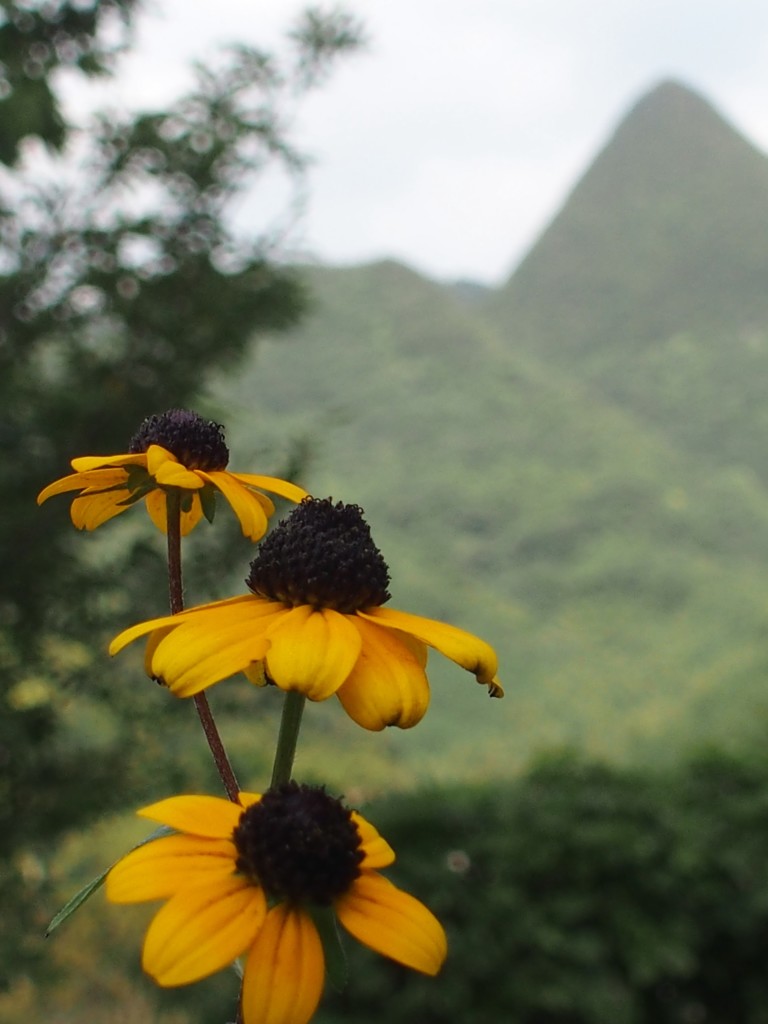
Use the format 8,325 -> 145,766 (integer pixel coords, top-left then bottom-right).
45,825 -> 174,937
115,468 -> 156,505
309,905 -> 348,991
199,483 -> 217,524
124,465 -> 153,493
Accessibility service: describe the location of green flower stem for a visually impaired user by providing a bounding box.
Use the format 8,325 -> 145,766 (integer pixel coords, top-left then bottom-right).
270,690 -> 306,788
165,489 -> 240,803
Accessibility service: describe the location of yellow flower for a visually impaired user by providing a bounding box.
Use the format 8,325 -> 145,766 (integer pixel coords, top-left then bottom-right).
110,498 -> 503,730
107,784 -> 447,1024
36,409 -> 307,540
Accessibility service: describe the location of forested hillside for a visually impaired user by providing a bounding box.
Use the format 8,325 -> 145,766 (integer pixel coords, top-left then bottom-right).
210,80 -> 768,777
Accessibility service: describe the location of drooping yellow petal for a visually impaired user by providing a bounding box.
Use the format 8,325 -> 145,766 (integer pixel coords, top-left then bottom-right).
151,615 -> 273,697
336,618 -> 430,730
144,489 -> 204,535
360,607 -> 499,686
229,472 -> 309,506
336,872 -> 447,976
264,606 -> 362,701
144,489 -> 168,533
37,467 -> 129,503
142,624 -> 175,676
70,453 -> 148,472
70,490 -> 133,529
106,834 -> 238,903
201,471 -> 270,540
109,595 -> 271,656
350,811 -> 395,869
137,794 -> 248,838
204,471 -> 277,518
140,600 -> 281,694
241,905 -> 324,1024
143,880 -> 266,987
110,614 -> 181,656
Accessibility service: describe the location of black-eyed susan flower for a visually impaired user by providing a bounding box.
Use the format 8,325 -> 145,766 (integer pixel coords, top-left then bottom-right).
36,408 -> 308,540
107,783 -> 447,1024
110,497 -> 503,730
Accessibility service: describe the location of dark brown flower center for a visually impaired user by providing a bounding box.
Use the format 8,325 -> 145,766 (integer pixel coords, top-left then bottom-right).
128,409 -> 229,471
233,783 -> 364,905
246,498 -> 391,613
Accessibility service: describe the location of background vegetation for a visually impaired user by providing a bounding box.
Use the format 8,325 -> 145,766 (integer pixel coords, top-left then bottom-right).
4,4 -> 768,1021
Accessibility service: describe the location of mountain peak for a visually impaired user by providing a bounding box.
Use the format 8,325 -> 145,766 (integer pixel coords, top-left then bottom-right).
493,79 -> 768,356
631,77 -> 721,116
595,78 -> 759,175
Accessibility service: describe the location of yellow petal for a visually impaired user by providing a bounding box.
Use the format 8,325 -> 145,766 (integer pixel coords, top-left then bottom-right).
143,880 -> 266,986
144,489 -> 204,535
110,612 -> 186,656
336,618 -> 430,730
336,872 -> 447,976
137,794 -> 247,837
106,834 -> 238,903
241,905 -> 324,1024
201,471 -> 270,540
360,607 -> 499,686
109,595 -> 269,656
350,811 -> 395,869
78,469 -> 137,493
70,453 -> 147,471
229,472 -> 309,505
143,444 -> 205,489
143,624 -> 175,676
153,461 -> 205,489
264,606 -> 362,700
488,677 -> 504,698
144,489 -> 168,533
238,791 -> 262,809
244,662 -> 267,687
70,491 -> 133,529
37,468 -> 129,503
153,619 -> 272,697
146,603 -> 280,696
144,444 -> 177,475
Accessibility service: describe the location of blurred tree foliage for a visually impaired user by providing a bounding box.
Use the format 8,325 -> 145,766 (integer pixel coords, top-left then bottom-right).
0,0 -> 363,988
0,0 -> 139,164
314,749 -> 768,1024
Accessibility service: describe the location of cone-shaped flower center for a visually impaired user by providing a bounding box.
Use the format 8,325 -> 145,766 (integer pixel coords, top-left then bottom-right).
233,783 -> 364,905
129,409 -> 229,471
247,498 -> 391,614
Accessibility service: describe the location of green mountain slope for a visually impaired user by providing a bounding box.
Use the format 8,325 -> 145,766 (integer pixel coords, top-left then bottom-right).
208,247 -> 768,781
486,79 -> 768,486
490,79 -> 768,353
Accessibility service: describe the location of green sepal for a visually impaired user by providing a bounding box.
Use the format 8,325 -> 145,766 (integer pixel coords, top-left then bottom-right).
199,483 -> 217,524
179,489 -> 195,514
123,464 -> 153,494
115,466 -> 156,506
308,904 -> 348,992
45,824 -> 175,937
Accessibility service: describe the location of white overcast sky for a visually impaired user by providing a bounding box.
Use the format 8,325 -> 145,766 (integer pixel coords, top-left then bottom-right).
59,0 -> 768,285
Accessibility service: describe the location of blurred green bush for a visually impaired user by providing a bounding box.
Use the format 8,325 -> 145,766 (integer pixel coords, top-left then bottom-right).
315,748 -> 768,1024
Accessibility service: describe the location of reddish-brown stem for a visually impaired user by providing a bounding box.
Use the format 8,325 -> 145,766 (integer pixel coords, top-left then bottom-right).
165,490 -> 240,802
